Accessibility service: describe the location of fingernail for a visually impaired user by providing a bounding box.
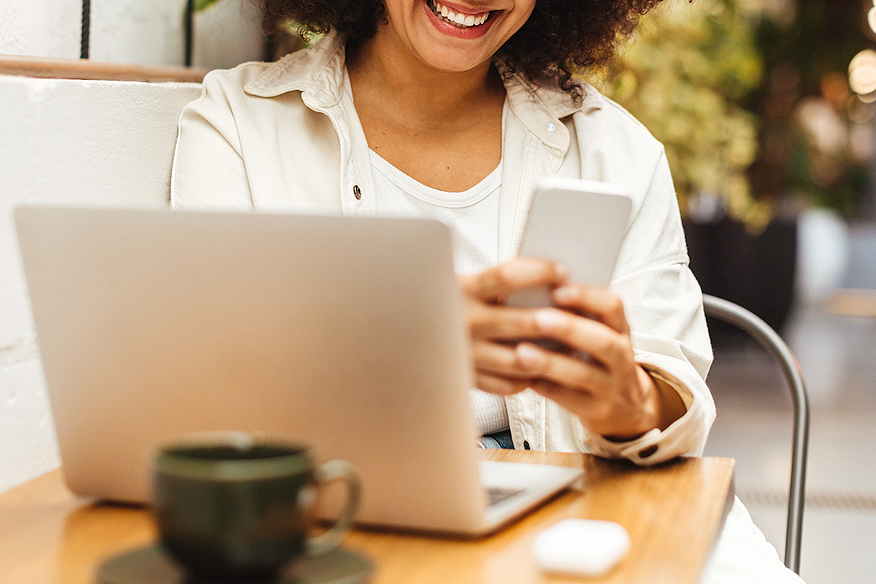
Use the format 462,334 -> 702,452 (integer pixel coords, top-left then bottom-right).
516,343 -> 542,366
552,286 -> 575,302
555,263 -> 570,281
534,308 -> 565,331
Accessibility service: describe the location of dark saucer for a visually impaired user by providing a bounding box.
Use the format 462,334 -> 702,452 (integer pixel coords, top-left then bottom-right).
97,545 -> 373,584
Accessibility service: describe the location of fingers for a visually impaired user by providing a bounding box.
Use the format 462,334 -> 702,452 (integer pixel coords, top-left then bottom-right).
475,340 -> 656,438
472,340 -> 538,379
514,342 -> 612,393
466,282 -> 665,439
463,259 -> 573,341
463,259 -> 569,397
463,264 -> 638,414
551,285 -> 629,335
529,307 -> 631,371
466,300 -> 543,340
471,340 -> 547,396
512,336 -> 659,438
462,258 -> 569,303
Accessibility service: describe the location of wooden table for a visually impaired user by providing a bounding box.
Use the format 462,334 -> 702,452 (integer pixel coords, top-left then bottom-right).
0,450 -> 734,584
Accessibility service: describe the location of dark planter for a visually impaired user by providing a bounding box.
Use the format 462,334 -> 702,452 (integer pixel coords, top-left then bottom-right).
683,217 -> 798,344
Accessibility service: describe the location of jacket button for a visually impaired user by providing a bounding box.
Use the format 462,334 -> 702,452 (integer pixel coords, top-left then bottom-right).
545,122 -> 557,132
353,185 -> 362,200
523,440 -> 531,450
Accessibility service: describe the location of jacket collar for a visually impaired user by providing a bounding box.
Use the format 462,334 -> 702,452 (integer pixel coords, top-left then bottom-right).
493,57 -> 601,154
244,32 -> 348,106
243,31 -> 603,149
493,57 -> 602,118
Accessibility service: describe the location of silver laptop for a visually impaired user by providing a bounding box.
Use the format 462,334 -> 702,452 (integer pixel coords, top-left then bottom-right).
15,205 -> 582,536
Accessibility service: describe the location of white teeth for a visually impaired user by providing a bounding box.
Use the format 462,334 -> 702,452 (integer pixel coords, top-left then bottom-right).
431,1 -> 490,28
449,10 -> 467,25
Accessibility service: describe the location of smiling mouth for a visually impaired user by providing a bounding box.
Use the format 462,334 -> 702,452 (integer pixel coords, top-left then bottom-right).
427,0 -> 494,28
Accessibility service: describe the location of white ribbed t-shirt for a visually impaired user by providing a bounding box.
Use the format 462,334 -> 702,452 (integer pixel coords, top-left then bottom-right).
368,150 -> 510,435
368,149 -> 500,273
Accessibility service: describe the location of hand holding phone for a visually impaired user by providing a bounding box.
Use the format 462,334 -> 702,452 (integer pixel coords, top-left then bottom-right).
506,177 -> 632,310
468,179 -> 670,436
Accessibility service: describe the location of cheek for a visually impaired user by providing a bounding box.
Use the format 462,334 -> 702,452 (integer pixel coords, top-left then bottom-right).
382,0 -> 408,12
382,0 -> 417,29
505,3 -> 537,37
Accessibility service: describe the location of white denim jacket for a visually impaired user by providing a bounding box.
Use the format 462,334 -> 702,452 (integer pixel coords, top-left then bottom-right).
171,32 -> 716,465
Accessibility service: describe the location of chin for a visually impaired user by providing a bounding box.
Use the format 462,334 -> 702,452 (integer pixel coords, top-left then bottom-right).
417,47 -> 494,74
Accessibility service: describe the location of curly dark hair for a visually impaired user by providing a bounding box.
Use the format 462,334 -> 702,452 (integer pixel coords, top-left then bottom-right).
261,0 -> 663,100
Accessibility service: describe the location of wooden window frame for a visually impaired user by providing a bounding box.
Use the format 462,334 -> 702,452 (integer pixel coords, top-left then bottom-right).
0,54 -> 207,83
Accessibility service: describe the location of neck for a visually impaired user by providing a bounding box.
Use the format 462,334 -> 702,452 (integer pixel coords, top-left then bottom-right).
346,33 -> 505,130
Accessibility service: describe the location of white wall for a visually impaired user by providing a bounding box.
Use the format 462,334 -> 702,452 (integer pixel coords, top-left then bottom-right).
0,0 -> 82,59
0,75 -> 203,493
0,0 -> 264,70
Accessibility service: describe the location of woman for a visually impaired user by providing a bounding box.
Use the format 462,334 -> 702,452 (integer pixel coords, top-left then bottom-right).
172,1 -> 803,581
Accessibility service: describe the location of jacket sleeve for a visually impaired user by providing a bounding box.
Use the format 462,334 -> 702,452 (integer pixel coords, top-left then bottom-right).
171,70 -> 255,210
583,147 -> 716,465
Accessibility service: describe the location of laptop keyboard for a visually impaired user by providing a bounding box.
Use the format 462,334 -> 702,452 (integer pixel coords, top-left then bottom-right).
487,486 -> 524,506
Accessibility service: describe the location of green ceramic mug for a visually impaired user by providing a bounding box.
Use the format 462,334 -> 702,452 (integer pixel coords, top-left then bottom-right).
152,432 -> 361,581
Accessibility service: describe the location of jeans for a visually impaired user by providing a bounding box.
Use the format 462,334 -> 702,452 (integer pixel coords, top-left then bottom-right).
479,429 -> 514,449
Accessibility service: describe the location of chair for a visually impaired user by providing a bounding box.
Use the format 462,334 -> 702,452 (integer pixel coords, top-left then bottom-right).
701,294 -> 809,574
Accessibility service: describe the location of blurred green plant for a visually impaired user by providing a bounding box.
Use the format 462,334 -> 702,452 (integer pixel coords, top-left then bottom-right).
596,0 -> 874,226
194,0 -> 221,11
594,0 -> 768,227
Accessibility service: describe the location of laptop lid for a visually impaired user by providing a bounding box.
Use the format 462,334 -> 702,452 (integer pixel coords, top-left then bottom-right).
15,205 -> 580,535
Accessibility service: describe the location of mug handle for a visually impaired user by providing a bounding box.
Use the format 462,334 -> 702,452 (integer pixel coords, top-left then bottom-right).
305,459 -> 362,556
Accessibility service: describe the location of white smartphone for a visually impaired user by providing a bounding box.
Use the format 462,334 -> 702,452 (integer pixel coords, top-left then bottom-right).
506,177 -> 632,309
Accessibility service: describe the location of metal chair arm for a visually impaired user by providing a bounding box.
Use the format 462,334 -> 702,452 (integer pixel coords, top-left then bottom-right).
702,294 -> 810,574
